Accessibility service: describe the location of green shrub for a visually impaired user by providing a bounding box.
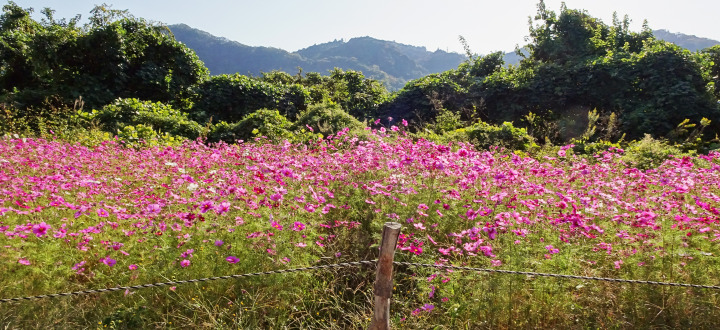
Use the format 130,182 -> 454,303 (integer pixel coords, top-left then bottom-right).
571,140 -> 623,156
293,102 -> 365,136
443,121 -> 536,151
191,75 -> 310,123
621,134 -> 685,169
116,124 -> 182,147
208,109 -> 294,143
78,98 -> 204,140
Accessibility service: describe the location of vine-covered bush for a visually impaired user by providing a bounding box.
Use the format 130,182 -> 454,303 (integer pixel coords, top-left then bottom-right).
621,134 -> 685,170
444,121 -> 536,151
208,109 -> 294,143
293,102 -> 365,136
77,98 -> 205,140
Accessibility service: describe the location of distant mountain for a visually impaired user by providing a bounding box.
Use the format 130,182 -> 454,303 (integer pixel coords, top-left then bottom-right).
653,29 -> 720,52
168,24 -> 466,90
167,24 -> 719,91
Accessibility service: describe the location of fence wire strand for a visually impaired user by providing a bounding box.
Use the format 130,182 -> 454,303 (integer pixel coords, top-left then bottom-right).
393,261 -> 720,290
0,260 -> 377,304
5,258 -> 720,304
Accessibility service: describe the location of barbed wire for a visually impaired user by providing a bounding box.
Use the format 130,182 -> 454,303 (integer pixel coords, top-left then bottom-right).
394,261 -> 720,290
0,260 -> 377,304
4,258 -> 720,304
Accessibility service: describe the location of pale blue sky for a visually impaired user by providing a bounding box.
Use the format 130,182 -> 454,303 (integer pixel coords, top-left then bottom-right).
9,0 -> 720,54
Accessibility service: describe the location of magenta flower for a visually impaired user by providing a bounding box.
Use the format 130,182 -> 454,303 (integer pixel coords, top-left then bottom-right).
101,257 -> 117,267
214,240 -> 224,246
214,201 -> 230,215
614,260 -> 624,269
32,222 -> 51,237
226,256 -> 240,264
18,258 -> 31,265
545,245 -> 560,254
147,204 -> 161,214
180,249 -> 194,258
97,208 -> 109,217
269,193 -> 283,202
128,264 -> 138,270
199,200 -> 213,213
180,259 -> 190,267
292,221 -> 306,231
270,221 -> 283,231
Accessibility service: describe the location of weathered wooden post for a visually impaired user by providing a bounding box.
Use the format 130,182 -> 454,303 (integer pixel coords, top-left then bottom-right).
369,222 -> 402,330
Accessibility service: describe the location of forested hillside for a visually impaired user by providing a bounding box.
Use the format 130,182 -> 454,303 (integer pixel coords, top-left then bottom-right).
169,23 -> 720,80
654,29 -> 720,52
169,24 -> 466,90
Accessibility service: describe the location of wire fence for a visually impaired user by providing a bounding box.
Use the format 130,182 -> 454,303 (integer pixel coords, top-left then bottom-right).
0,261 -> 375,304
3,258 -> 720,304
393,261 -> 720,290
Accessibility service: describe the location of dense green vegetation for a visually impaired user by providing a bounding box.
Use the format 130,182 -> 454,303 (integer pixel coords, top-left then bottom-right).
2,0 -> 720,157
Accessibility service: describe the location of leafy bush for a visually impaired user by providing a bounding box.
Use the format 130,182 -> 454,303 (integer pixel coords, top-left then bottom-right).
191,75 -> 311,124
116,124 -> 182,147
621,134 -> 685,169
77,98 -> 204,140
207,109 -> 294,143
294,102 -> 365,136
443,121 -> 536,151
571,140 -> 623,156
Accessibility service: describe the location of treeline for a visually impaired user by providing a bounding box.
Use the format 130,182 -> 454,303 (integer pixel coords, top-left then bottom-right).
2,1 -> 720,156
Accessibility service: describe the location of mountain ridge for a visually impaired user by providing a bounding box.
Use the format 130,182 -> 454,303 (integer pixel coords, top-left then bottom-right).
168,24 -> 720,90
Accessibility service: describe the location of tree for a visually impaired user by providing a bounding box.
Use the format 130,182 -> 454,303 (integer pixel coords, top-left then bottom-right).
0,3 -> 209,111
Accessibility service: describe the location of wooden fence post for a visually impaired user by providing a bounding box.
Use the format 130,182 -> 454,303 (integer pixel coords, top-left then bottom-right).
369,222 -> 402,330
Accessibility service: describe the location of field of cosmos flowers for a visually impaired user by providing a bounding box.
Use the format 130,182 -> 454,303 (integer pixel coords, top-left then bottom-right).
2,127 -> 720,328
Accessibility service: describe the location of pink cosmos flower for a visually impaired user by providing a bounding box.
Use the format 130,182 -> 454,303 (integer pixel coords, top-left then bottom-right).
271,221 -> 283,231
128,264 -> 138,270
18,258 -> 31,265
545,245 -> 559,254
199,201 -> 213,213
101,257 -> 117,267
269,193 -> 283,202
146,204 -> 161,214
97,208 -> 109,217
180,259 -> 190,267
214,201 -> 230,215
614,260 -> 624,269
293,221 -> 306,231
226,256 -> 240,264
32,222 -> 51,237
214,240 -> 224,246
180,249 -> 194,258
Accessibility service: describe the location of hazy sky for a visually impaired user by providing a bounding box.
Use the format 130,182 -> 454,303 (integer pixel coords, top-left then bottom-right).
10,0 -> 720,54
